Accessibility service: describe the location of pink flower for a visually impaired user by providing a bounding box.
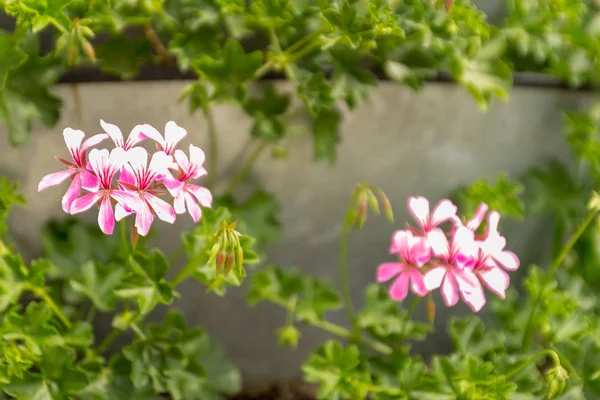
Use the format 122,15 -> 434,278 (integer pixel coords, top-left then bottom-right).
148,121 -> 188,156
471,235 -> 511,300
454,202 -> 489,232
116,147 -> 176,236
377,230 -> 431,301
100,120 -> 156,151
407,196 -> 458,240
424,226 -> 486,312
163,144 -> 212,223
38,128 -> 108,213
482,211 -> 520,271
70,148 -> 140,235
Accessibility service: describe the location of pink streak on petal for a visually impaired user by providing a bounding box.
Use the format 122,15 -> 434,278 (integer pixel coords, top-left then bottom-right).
100,120 -> 125,148
389,273 -> 410,301
430,199 -> 458,226
376,262 -> 404,282
62,175 -> 82,213
186,184 -> 213,207
478,267 -> 509,299
70,192 -> 103,214
494,250 -> 520,271
80,169 -> 100,191
184,192 -> 202,222
173,193 -> 186,214
466,203 -> 489,231
409,269 -> 428,296
424,266 -> 446,290
80,133 -> 109,151
162,176 -> 184,197
174,149 -> 190,172
164,121 -> 187,154
98,196 -> 115,235
128,124 -> 162,148
63,128 -> 85,159
145,193 -> 176,223
118,165 -> 136,186
460,282 -> 486,312
38,169 -> 76,191
135,202 -> 154,236
126,147 -> 149,181
411,238 -> 431,266
110,190 -> 141,212
441,273 -> 459,307
428,228 -> 450,258
408,196 -> 430,230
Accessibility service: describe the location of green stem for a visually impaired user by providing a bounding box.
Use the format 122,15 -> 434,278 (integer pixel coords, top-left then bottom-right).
399,296 -> 422,339
203,105 -> 218,190
255,60 -> 274,79
283,32 -> 321,55
131,322 -> 147,340
98,328 -> 121,353
339,217 -> 358,339
521,209 -> 598,351
86,305 -> 97,323
171,252 -> 204,287
506,349 -> 561,379
310,319 -> 392,355
287,38 -> 324,63
120,220 -> 128,252
224,139 -> 269,194
35,289 -> 72,329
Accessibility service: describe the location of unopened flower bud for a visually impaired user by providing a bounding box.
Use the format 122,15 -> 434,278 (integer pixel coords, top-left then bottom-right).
355,193 -> 368,229
236,246 -> 244,273
445,0 -> 454,11
216,252 -> 227,275
426,294 -> 436,323
365,190 -> 380,214
277,325 -> 300,349
225,252 -> 235,275
545,364 -> 568,399
130,226 -> 139,249
373,186 -> 394,223
82,40 -> 96,61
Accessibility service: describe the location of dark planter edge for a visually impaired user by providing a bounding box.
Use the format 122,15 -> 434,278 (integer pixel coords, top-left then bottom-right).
58,66 -> 595,92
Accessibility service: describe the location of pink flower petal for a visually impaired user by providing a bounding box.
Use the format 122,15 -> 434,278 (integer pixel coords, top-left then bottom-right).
430,199 -> 458,226
128,124 -> 163,149
174,149 -> 191,172
70,192 -> 103,214
164,121 -> 187,154
62,174 -> 82,213
135,202 -> 154,236
409,269 -> 428,296
118,165 -> 136,186
173,193 -> 186,214
478,266 -> 509,299
424,266 -> 446,290
389,273 -> 410,301
162,176 -> 184,197
441,273 -> 459,307
38,169 -> 76,191
408,196 -> 430,230
144,193 -> 176,223
80,169 -> 100,192
63,128 -> 85,160
186,184 -> 213,208
126,147 -> 149,180
466,203 -> 488,231
148,151 -> 173,178
494,250 -> 520,271
184,191 -> 202,222
100,120 -> 125,148
80,133 -> 109,152
376,262 -> 404,282
410,238 -> 431,267
110,190 -> 141,212
98,196 -> 115,235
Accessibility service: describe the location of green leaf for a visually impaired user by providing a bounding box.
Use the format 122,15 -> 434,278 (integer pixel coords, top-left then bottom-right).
115,249 -> 174,316
4,0 -> 73,33
329,46 -> 378,109
169,28 -> 222,72
95,36 -> 153,79
69,261 -> 125,312
448,315 -> 505,358
0,177 -> 26,237
302,340 -> 373,400
0,256 -> 50,311
312,107 -> 342,165
0,33 -> 28,87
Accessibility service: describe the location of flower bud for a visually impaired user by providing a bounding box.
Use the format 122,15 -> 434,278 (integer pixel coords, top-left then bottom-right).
130,226 -> 139,249
445,0 -> 454,11
225,253 -> 235,275
426,294 -> 436,323
545,365 -> 569,399
215,252 -> 227,275
82,40 -> 96,61
373,186 -> 394,223
236,246 -> 244,274
355,192 -> 368,229
277,325 -> 300,349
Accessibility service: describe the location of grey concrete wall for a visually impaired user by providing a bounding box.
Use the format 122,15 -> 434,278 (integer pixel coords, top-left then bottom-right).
0,81 -> 588,382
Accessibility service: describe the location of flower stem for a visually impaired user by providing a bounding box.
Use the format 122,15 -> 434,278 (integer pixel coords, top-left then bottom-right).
521,209 -> 598,351
98,328 -> 122,353
143,23 -> 171,64
34,289 -> 72,330
203,105 -> 218,190
399,296 -> 422,340
339,215 -> 359,339
224,139 -> 269,194
506,349 -> 561,379
171,252 -> 204,287
311,319 -> 392,355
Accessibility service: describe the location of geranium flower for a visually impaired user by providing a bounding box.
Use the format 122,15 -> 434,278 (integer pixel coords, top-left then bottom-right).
70,148 -> 140,235
38,128 -> 108,213
407,196 -> 457,241
377,230 -> 431,301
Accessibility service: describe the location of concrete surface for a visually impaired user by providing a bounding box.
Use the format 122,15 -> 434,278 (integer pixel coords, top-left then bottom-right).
0,80 -> 587,382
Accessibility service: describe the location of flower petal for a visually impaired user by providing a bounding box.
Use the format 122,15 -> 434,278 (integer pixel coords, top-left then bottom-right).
81,133 -> 109,151
184,191 -> 202,222
148,151 -> 174,178
494,250 -> 520,271
128,124 -> 163,149
466,203 -> 488,231
38,169 -> 76,191
424,266 -> 446,290
188,144 -> 207,178
409,269 -> 428,296
100,120 -> 124,148
164,121 -> 187,153
376,262 -> 403,282
174,149 -> 190,172
173,192 -> 186,214
452,226 -> 477,260
389,273 -> 410,301
110,190 -> 141,212
126,147 -> 149,181
459,277 -> 486,312
135,202 -> 154,236
144,193 -> 176,223
430,199 -> 458,226
162,175 -> 184,197
115,204 -> 134,221
70,192 -> 103,214
63,128 -> 85,159
428,228 -> 450,259
441,273 -> 459,307
477,266 -> 509,299
408,196 -> 430,231
62,174 -> 82,213
186,184 -> 213,208
98,196 -> 115,235
80,169 -> 100,192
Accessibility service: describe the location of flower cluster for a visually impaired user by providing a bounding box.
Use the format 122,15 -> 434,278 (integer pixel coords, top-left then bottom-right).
377,197 -> 519,312
38,120 -> 212,236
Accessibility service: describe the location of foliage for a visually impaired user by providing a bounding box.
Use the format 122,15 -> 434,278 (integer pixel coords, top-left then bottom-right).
2,0 -> 600,399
